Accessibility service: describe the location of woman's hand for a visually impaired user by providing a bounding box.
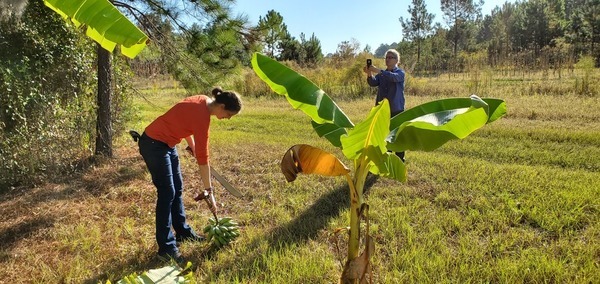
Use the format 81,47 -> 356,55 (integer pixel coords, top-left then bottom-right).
193,188 -> 211,201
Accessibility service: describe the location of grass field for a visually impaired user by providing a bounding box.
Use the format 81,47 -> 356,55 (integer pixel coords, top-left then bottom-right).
0,72 -> 599,283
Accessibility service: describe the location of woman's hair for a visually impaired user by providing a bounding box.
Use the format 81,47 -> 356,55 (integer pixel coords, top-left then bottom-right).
211,87 -> 242,113
385,49 -> 400,60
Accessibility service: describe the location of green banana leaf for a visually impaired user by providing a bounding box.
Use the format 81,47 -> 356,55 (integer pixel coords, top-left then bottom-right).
115,263 -> 193,284
483,98 -> 507,123
390,96 -> 506,130
341,99 -> 390,160
365,147 -> 406,182
311,121 -> 348,148
339,99 -> 406,181
387,95 -> 507,152
251,53 -> 354,137
44,0 -> 148,58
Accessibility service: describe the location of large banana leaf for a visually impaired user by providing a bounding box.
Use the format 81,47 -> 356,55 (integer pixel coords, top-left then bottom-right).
341,99 -> 390,160
251,53 -> 354,141
389,96 -> 507,130
483,98 -> 507,123
44,0 -> 148,58
340,100 -> 406,181
387,95 -> 507,152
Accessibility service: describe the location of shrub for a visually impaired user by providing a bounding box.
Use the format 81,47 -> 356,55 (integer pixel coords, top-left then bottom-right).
0,0 -> 133,189
574,55 -> 597,97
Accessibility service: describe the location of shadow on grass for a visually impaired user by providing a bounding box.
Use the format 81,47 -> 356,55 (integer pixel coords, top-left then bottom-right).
0,154 -> 147,260
0,216 -> 55,262
83,242 -> 223,283
205,174 -> 380,280
82,253 -> 175,284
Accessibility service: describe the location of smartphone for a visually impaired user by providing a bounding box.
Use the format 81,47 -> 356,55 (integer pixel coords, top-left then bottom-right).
366,59 -> 372,67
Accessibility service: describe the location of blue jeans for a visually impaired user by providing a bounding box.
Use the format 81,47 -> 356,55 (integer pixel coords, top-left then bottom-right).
391,110 -> 405,162
139,133 -> 195,255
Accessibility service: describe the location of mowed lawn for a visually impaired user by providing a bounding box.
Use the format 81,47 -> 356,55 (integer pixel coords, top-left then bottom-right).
0,74 -> 599,283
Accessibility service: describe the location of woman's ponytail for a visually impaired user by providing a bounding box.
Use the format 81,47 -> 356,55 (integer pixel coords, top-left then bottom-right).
211,86 -> 242,113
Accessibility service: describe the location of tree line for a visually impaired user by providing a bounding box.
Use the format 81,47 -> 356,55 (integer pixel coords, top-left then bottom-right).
396,0 -> 600,72
129,0 -> 599,77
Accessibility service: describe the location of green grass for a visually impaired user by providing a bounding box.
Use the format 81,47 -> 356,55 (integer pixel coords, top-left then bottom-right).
0,72 -> 598,283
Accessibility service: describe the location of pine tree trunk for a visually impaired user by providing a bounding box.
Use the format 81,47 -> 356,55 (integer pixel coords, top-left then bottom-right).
95,44 -> 113,157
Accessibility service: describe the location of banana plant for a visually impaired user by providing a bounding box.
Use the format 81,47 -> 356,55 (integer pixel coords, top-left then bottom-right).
43,0 -> 148,58
251,52 -> 506,283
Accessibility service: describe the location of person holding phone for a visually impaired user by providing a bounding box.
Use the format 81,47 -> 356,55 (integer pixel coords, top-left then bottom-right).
363,49 -> 406,161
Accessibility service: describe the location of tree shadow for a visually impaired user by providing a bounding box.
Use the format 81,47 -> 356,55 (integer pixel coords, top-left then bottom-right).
82,253 -> 173,284
0,153 -> 147,261
0,154 -> 146,202
84,238 -> 224,283
0,216 -> 55,262
207,174 -> 380,279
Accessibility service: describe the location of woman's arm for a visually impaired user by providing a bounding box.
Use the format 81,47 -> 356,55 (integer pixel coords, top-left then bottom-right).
184,135 -> 212,190
185,136 -> 195,155
198,163 -> 212,190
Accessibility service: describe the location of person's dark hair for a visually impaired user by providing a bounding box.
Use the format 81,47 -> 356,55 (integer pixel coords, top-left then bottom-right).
212,87 -> 242,113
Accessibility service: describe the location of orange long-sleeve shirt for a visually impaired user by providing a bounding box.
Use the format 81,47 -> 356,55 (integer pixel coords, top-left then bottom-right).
144,95 -> 211,165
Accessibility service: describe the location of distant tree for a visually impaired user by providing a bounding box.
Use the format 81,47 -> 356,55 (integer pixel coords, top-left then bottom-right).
479,3 -> 520,66
441,0 -> 483,57
482,8 -> 509,65
567,0 -> 600,62
300,32 -> 323,66
428,24 -> 453,70
399,0 -> 434,63
334,38 -> 361,60
257,10 -> 287,57
278,30 -> 303,62
396,40 -> 417,67
478,9 -> 494,43
509,2 -> 529,53
374,43 -> 397,57
524,0 -> 553,56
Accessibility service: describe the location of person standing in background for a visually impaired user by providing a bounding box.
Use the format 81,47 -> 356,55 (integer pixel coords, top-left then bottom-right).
364,49 -> 406,161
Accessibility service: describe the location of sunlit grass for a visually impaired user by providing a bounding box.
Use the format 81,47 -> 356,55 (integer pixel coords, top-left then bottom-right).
1,70 -> 598,283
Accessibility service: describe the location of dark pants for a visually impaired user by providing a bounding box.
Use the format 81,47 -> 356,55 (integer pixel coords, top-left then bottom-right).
391,110 -> 406,162
138,133 -> 195,255
396,151 -> 405,162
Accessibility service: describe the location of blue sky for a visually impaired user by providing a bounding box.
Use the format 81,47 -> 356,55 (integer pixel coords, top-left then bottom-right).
232,0 -> 513,55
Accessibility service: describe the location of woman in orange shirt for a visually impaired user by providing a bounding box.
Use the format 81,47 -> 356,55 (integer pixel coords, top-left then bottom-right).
138,87 -> 242,263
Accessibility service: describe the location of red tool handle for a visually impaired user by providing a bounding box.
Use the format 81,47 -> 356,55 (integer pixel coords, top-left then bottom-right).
194,188 -> 218,220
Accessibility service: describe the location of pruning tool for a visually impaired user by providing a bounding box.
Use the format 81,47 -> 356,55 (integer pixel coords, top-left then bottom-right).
194,187 -> 218,220
184,146 -> 244,198
184,146 -> 244,219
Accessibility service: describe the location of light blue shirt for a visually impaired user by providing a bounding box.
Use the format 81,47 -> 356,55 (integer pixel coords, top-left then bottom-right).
367,66 -> 405,116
